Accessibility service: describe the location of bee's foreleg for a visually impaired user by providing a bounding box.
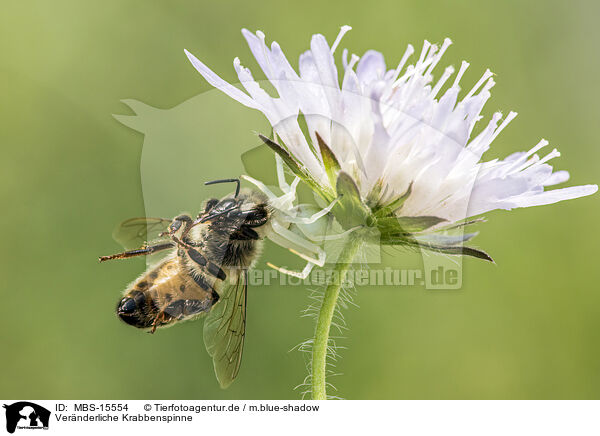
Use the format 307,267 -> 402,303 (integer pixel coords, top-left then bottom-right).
160,215 -> 194,242
99,242 -> 174,262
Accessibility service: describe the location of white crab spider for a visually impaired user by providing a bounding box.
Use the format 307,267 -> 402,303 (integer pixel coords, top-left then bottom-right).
242,155 -> 355,279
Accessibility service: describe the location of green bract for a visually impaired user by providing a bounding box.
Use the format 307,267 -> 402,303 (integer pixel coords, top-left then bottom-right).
258,134 -> 493,262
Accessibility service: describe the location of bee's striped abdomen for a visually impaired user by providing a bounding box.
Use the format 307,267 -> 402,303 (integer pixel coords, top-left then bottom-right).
116,257 -> 218,331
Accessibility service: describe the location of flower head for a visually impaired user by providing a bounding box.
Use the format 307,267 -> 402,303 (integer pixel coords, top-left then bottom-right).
185,26 -> 597,259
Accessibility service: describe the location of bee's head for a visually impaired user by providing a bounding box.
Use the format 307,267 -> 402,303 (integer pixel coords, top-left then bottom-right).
212,197 -> 238,215
198,190 -> 269,233
199,178 -> 242,222
199,179 -> 270,233
200,196 -> 241,222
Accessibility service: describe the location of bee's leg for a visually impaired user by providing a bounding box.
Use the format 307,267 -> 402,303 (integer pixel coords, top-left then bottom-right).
190,273 -> 221,306
170,235 -> 196,249
164,215 -> 203,249
99,242 -> 174,262
186,248 -> 227,280
161,215 -> 193,240
149,311 -> 166,334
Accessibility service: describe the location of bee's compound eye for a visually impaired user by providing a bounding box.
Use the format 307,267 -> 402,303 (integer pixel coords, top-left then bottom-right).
117,297 -> 137,315
204,198 -> 219,213
169,220 -> 183,232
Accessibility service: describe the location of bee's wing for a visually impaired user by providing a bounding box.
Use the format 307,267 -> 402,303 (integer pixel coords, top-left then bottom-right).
112,217 -> 172,250
203,270 -> 248,389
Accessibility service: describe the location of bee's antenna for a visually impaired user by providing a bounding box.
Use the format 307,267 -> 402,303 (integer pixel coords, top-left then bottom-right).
205,178 -> 241,197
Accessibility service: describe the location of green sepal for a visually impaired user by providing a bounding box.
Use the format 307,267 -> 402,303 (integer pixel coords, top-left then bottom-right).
413,232 -> 479,246
382,237 -> 494,262
373,182 -> 413,218
413,242 -> 494,262
437,217 -> 486,231
257,134 -> 334,200
334,172 -> 371,228
376,214 -> 446,242
378,215 -> 447,234
297,113 -> 320,160
316,133 -> 341,190
365,179 -> 384,209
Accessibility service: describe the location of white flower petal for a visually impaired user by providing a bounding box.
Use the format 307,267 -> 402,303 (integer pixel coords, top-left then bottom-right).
184,49 -> 260,110
356,50 -> 386,84
502,185 -> 598,209
186,28 -> 597,224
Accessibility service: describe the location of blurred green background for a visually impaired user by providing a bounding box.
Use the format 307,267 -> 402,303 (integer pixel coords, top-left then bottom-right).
1,0 -> 599,400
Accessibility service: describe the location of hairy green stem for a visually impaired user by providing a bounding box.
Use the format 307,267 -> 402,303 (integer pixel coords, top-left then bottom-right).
311,235 -> 362,400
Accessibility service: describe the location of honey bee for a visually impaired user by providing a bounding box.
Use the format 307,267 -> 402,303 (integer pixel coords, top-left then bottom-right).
100,179 -> 271,388
100,153 -> 341,388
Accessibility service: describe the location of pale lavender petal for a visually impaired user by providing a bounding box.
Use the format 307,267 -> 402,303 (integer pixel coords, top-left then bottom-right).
505,185 -> 598,208
356,50 -> 386,84
184,49 -> 260,110
185,28 -> 597,225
